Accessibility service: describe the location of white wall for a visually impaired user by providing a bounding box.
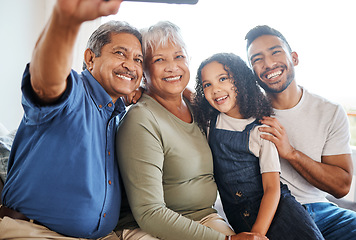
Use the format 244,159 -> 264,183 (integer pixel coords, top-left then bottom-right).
1,0 -> 356,130
0,0 -> 99,131
0,0 -> 52,131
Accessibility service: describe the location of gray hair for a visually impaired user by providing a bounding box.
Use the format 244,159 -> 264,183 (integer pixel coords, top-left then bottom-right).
82,20 -> 142,70
141,21 -> 188,67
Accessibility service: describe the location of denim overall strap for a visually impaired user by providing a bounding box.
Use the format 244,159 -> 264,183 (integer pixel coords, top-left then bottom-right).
209,117 -> 263,232
209,117 -> 325,240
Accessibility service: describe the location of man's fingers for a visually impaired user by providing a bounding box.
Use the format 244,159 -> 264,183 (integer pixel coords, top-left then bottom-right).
259,126 -> 280,137
260,117 -> 277,127
99,0 -> 123,16
123,97 -> 131,106
260,117 -> 283,133
260,133 -> 278,146
258,126 -> 272,134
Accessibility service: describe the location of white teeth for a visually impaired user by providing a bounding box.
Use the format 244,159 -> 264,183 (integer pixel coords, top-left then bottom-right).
267,70 -> 282,79
116,74 -> 132,81
216,96 -> 227,102
164,76 -> 181,81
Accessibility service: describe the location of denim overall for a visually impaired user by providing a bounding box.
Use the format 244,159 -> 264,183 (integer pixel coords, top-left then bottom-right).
209,116 -> 324,240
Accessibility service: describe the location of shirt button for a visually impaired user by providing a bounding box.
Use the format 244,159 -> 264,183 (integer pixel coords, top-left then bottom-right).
108,103 -> 113,107
108,180 -> 112,185
108,151 -> 111,156
103,213 -> 106,217
236,191 -> 242,197
99,104 -> 103,108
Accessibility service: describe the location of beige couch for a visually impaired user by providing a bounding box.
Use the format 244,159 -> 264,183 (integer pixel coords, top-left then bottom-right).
1,124 -> 355,212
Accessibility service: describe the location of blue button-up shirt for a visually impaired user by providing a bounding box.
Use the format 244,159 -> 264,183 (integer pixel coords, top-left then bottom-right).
2,65 -> 125,238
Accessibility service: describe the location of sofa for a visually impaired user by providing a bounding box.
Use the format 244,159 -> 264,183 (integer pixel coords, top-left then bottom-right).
0,123 -> 355,216
0,123 -> 15,204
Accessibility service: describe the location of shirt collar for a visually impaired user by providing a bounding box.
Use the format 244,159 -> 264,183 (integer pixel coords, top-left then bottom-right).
82,69 -> 125,116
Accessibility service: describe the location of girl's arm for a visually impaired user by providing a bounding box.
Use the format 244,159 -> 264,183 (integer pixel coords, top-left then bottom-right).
251,172 -> 280,236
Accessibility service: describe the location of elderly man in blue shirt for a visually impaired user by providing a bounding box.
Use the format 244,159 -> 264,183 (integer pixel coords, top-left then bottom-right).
0,0 -> 143,239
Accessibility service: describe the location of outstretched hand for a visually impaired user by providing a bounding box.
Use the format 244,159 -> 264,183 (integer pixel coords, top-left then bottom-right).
29,0 -> 123,103
55,0 -> 123,25
259,116 -> 296,160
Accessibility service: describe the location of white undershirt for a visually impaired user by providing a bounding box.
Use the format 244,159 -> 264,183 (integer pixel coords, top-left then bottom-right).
215,113 -> 280,174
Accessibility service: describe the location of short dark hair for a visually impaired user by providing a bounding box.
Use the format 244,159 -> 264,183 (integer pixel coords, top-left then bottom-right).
82,21 -> 142,70
245,25 -> 292,53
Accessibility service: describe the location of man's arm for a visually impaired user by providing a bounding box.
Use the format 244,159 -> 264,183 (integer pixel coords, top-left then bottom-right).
259,116 -> 353,198
123,86 -> 145,106
30,0 -> 122,104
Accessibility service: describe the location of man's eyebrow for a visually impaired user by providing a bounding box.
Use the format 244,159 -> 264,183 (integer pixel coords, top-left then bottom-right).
250,52 -> 262,62
250,45 -> 283,62
113,46 -> 143,58
113,46 -> 127,52
269,45 -> 283,51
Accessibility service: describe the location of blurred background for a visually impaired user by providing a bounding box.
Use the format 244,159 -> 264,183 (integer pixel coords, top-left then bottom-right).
1,0 -> 355,147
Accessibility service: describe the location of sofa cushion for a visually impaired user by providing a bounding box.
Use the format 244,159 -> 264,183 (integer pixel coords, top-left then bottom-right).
0,122 -> 9,137
0,130 -> 16,184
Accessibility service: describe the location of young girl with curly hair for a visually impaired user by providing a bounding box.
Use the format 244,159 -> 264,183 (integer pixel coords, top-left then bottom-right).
193,53 -> 324,240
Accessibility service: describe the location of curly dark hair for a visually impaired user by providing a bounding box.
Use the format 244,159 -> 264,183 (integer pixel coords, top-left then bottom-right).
193,52 -> 273,133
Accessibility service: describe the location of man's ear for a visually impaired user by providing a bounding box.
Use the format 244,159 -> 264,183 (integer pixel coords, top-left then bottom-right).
84,49 -> 95,71
291,51 -> 299,66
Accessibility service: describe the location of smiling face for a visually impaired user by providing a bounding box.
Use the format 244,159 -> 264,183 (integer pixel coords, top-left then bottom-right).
144,41 -> 190,99
201,61 -> 241,119
247,35 -> 298,93
87,32 -> 143,103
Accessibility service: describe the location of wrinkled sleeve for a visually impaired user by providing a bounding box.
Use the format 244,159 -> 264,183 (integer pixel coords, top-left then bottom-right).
323,105 -> 352,155
249,125 -> 280,174
21,64 -> 76,125
116,105 -> 225,240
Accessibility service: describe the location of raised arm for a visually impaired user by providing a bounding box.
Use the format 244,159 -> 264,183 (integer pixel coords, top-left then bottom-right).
30,0 -> 122,103
259,116 -> 353,198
